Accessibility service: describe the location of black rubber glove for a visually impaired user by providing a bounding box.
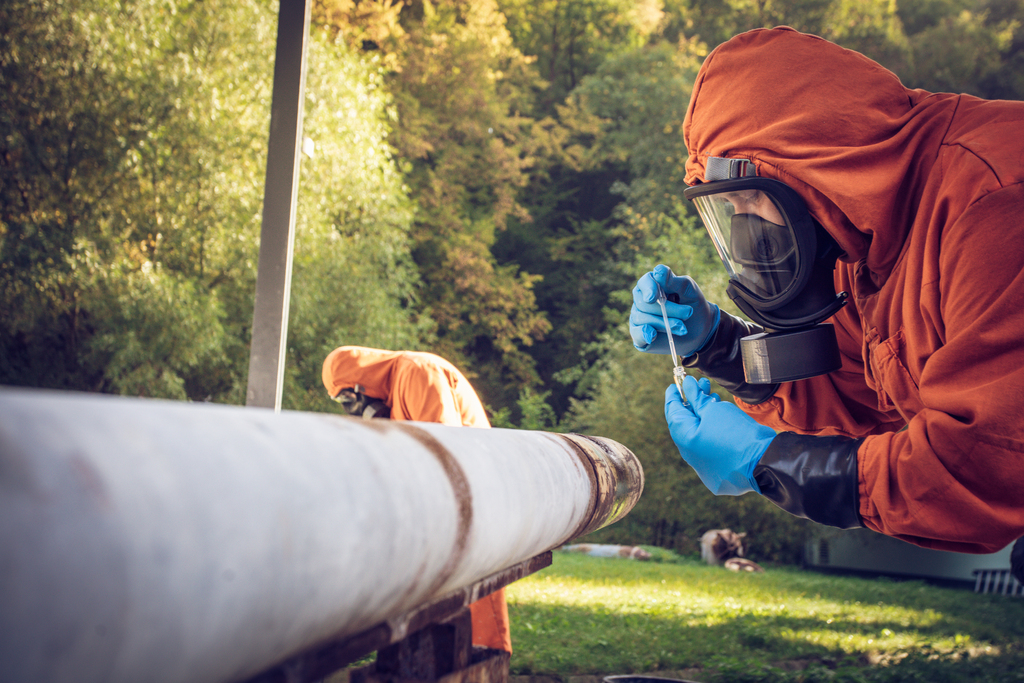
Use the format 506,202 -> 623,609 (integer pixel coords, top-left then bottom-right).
754,432 -> 864,529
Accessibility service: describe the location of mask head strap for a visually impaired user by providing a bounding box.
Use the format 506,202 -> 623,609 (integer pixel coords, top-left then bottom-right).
705,157 -> 757,182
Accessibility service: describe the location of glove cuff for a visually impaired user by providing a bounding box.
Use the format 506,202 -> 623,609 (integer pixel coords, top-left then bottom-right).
754,432 -> 864,529
685,310 -> 779,405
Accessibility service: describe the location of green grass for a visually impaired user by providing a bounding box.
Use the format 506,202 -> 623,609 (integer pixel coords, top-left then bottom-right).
506,550 -> 1024,682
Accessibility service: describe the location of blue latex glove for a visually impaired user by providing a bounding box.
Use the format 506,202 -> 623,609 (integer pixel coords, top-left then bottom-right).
665,375 -> 776,496
630,264 -> 720,357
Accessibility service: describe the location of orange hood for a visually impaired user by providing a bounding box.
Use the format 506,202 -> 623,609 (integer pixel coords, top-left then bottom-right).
322,346 -> 403,402
683,27 -> 959,283
321,346 -> 490,427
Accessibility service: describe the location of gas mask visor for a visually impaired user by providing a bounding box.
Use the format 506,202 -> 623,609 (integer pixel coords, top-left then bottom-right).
331,384 -> 391,419
684,177 -> 813,310
684,173 -> 847,384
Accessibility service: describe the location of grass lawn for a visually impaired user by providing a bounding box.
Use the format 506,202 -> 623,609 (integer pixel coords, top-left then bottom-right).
506,550 -> 1024,682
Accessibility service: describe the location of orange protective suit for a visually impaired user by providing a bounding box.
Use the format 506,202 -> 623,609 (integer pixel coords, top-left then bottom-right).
684,27 -> 1024,553
322,346 -> 512,652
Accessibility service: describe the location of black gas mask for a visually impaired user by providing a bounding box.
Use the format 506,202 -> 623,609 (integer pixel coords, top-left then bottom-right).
331,384 -> 391,419
683,158 -> 847,384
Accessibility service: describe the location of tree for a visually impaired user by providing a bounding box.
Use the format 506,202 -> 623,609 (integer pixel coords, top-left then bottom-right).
499,0 -> 665,114
90,0 -> 277,401
285,29 -> 427,411
2,0 -> 425,408
660,0 -> 909,68
565,39 -> 704,218
317,0 -> 553,410
660,0 -> 832,48
825,0 -> 910,69
492,38 -> 706,416
898,0 -> 1023,98
1,0 -> 261,397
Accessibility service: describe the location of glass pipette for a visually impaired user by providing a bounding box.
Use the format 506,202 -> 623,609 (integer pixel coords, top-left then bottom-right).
656,285 -> 688,405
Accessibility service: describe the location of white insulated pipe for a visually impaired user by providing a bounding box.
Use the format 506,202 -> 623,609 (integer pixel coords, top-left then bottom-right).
0,387 -> 643,683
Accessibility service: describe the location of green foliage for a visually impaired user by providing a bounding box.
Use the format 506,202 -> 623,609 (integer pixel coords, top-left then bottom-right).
489,386 -> 561,429
1,0 -> 273,398
661,0 -> 835,48
565,39 -> 704,218
81,261 -> 230,399
899,0 -> 1023,97
507,553 -> 1024,680
825,0 -> 911,70
285,29 -> 426,411
2,0 -> 423,407
492,37 -> 707,415
320,0 -> 554,409
660,0 -> 912,79
499,0 -> 665,113
660,0 -> 1024,100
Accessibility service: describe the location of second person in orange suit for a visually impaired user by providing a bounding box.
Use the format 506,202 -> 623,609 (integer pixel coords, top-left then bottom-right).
322,345 -> 512,653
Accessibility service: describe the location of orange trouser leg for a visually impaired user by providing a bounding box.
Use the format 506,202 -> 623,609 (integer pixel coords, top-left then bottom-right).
468,587 -> 512,653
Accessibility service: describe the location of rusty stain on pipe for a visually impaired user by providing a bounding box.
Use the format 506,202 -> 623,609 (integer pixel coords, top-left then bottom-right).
390,423 -> 473,601
557,433 -> 645,540
0,388 -> 644,683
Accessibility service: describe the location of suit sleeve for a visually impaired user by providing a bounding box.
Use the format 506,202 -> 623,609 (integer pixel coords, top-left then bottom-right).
854,189 -> 1024,553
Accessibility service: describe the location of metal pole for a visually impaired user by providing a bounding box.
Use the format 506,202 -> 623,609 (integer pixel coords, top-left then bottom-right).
0,388 -> 644,683
246,0 -> 311,411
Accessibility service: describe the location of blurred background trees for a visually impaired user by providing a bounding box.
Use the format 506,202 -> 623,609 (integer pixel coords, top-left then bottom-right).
4,0 -> 1022,560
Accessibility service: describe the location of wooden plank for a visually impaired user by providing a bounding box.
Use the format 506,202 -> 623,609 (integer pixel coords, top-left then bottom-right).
244,552 -> 551,683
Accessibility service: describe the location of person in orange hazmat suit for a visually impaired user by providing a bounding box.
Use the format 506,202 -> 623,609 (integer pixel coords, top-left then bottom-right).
628,27 -> 1024,579
322,345 -> 512,653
